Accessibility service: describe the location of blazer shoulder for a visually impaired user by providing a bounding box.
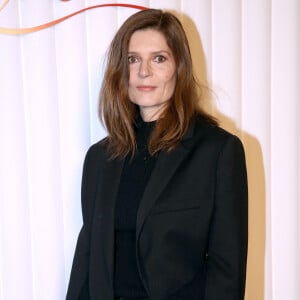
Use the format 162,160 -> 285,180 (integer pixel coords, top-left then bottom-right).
85,137 -> 109,161
193,117 -> 234,138
192,118 -> 244,156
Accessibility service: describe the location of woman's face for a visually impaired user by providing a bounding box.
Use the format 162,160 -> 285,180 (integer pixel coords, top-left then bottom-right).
127,29 -> 176,121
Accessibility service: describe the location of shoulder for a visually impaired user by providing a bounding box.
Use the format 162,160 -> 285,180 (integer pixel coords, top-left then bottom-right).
85,137 -> 108,158
193,117 -> 240,142
187,118 -> 247,180
82,137 -> 111,171
189,117 -> 245,154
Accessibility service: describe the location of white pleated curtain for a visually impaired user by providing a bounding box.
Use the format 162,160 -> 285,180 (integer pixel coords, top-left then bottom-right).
0,0 -> 299,299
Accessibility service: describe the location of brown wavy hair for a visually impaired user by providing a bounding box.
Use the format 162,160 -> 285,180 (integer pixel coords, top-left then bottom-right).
99,8 -> 217,159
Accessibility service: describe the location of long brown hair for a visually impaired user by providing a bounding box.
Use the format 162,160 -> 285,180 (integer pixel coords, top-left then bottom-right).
99,9 -> 217,159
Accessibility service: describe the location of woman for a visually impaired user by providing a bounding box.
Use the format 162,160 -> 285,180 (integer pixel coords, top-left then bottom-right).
66,9 -> 248,300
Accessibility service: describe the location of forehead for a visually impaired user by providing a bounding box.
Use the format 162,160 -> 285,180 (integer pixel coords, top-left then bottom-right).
128,29 -> 171,52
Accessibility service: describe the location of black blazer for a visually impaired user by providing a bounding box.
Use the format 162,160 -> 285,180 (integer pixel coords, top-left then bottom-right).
66,118 -> 248,300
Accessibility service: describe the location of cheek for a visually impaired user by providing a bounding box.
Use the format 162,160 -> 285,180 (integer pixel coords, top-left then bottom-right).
165,73 -> 176,92
128,66 -> 137,85
127,77 -> 136,100
128,77 -> 137,100
128,84 -> 134,99
162,66 -> 176,84
128,71 -> 133,86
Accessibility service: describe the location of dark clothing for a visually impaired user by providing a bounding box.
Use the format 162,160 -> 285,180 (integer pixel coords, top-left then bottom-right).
114,119 -> 156,298
114,298 -> 148,300
66,117 -> 248,300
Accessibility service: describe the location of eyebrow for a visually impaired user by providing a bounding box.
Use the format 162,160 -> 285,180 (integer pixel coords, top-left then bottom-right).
127,50 -> 172,56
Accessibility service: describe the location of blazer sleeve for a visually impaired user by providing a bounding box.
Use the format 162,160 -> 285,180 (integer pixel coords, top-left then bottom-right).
66,146 -> 96,300
204,135 -> 248,299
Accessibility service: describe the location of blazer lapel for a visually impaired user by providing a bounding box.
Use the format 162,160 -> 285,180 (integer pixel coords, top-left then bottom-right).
136,120 -> 196,241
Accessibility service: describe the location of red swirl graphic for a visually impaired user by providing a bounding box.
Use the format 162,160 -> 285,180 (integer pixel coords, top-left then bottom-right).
0,0 -> 9,13
0,3 -> 148,35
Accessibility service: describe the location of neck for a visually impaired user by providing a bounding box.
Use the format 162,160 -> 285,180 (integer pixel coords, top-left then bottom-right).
139,104 -> 167,122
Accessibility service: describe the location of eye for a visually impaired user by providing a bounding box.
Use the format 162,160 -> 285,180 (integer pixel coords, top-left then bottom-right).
128,56 -> 139,64
153,55 -> 166,63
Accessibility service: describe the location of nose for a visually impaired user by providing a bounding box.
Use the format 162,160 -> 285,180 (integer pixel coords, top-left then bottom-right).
138,61 -> 152,78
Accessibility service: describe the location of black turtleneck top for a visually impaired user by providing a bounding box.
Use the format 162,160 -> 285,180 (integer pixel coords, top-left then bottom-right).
113,117 -> 157,298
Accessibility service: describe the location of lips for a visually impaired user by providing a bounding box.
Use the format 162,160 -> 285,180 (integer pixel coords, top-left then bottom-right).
136,85 -> 156,92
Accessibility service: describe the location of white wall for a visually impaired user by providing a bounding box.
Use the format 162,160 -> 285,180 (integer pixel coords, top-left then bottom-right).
0,1 -> 299,299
